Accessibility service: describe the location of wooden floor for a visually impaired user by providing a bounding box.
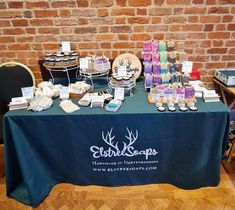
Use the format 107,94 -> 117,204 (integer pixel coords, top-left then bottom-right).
0,162 -> 235,210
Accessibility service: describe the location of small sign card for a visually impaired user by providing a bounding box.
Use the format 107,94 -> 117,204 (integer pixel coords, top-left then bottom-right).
21,87 -> 34,100
117,65 -> 127,77
61,41 -> 71,52
11,97 -> 27,104
60,86 -> 69,100
79,58 -> 89,69
114,87 -> 124,101
182,61 -> 193,73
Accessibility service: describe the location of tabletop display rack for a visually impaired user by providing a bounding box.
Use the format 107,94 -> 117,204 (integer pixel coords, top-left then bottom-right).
108,79 -> 136,97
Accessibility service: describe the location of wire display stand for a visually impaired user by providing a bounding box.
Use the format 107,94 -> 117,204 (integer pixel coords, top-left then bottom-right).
43,63 -> 80,85
108,80 -> 136,97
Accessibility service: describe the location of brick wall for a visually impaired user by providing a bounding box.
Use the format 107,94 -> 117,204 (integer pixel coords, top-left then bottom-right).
0,0 -> 234,85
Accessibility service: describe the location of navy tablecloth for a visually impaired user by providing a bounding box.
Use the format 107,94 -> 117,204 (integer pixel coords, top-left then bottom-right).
3,81 -> 230,206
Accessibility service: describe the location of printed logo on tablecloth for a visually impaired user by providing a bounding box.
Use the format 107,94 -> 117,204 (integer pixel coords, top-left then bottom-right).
90,127 -> 159,172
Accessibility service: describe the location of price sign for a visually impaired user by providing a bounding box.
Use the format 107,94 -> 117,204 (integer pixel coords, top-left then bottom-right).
21,87 -> 34,99
114,87 -> 124,101
182,61 -> 193,73
79,58 -> 89,69
60,86 -> 69,99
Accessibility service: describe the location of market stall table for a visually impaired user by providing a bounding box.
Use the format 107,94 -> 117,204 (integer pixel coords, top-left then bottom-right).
3,81 -> 230,206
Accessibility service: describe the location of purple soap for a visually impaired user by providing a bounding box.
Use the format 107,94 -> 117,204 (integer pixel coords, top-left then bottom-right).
152,52 -> 159,63
185,87 -> 195,98
145,74 -> 153,87
144,62 -> 152,74
153,63 -> 160,74
143,42 -> 151,52
153,74 -> 162,85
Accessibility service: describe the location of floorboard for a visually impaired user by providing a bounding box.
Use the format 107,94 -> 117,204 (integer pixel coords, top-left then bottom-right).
0,163 -> 234,210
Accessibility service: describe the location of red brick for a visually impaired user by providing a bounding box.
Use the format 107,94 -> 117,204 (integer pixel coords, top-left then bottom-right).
227,62 -> 235,68
207,48 -> 227,54
77,0 -> 88,7
137,9 -> 147,15
208,7 -> 230,14
111,9 -> 135,16
188,55 -> 209,62
130,34 -> 151,41
200,41 -> 211,48
229,48 -> 235,54
129,0 -> 151,6
218,0 -> 235,4
146,25 -> 169,32
0,37 -> 15,43
185,7 -> 207,14
133,26 -> 145,32
166,0 -> 190,4
170,25 -> 181,31
213,40 -> 223,47
95,34 -> 116,41
79,43 -> 99,49
185,41 -> 199,48
118,34 -> 130,40
51,1 -> 76,7
206,0 -> 216,4
200,16 -> 221,23
8,2 -> 23,8
0,2 -> 6,9
0,11 -> 22,18
43,44 -> 59,50
115,18 -> 126,24
193,0 -> 203,3
35,10 -> 58,18
8,44 -> 30,51
222,55 -> 235,61
215,24 -> 226,31
205,63 -> 225,69
188,16 -> 199,23
0,45 -> 7,50
149,8 -> 172,16
154,0 -> 164,5
165,33 -> 187,40
12,19 -> 28,27
210,55 -> 220,61
16,36 -> 34,42
55,19 -> 78,26
101,43 -> 112,49
225,41 -> 235,47
26,28 -> 36,34
23,11 -> 32,18
111,26 -> 132,33
99,27 -> 109,33
174,8 -> 184,15
0,52 -> 16,58
128,17 -> 149,24
35,36 -> 57,42
204,24 -> 214,31
16,52 -> 38,58
151,17 -> 161,23
30,19 -> 53,26
91,0 -> 113,7
91,18 -> 113,25
72,9 -> 96,17
98,9 -> 109,17
116,0 -> 127,6
187,33 -> 206,39
38,28 -> 60,34
61,27 -> 74,34
26,2 -> 49,8
222,15 -> 234,22
208,32 -> 230,39
78,18 -> 89,25
3,28 -> 25,35
59,10 -> 71,17
113,42 -> 133,49
74,27 -> 97,34
182,25 -> 203,31
228,24 -> 235,31
0,20 -> 10,27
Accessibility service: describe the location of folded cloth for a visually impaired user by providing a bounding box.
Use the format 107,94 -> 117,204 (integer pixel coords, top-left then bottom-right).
60,100 -> 80,113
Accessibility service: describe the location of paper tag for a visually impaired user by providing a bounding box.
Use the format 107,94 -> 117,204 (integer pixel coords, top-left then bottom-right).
182,61 -> 193,73
79,58 -> 89,69
117,65 -> 127,77
91,96 -> 104,103
21,87 -> 34,99
114,87 -> 124,101
61,41 -> 71,52
11,97 -> 26,104
60,86 -> 69,99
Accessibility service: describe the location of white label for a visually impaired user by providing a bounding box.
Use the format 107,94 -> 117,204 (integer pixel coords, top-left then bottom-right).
60,86 -> 69,99
21,87 -> 34,99
11,97 -> 27,104
79,58 -> 89,69
182,61 -> 193,73
114,87 -> 124,101
118,65 -> 127,77
61,41 -> 71,52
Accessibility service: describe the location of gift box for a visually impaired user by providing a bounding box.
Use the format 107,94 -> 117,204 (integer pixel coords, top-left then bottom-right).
190,68 -> 201,81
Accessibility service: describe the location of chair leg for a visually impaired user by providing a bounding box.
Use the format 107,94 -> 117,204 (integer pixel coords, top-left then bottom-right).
0,144 -> 4,177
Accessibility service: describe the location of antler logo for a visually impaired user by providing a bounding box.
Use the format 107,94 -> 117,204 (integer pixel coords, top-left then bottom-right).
90,127 -> 158,160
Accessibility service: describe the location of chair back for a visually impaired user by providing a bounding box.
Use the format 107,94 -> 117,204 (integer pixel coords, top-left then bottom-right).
0,62 -> 36,104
